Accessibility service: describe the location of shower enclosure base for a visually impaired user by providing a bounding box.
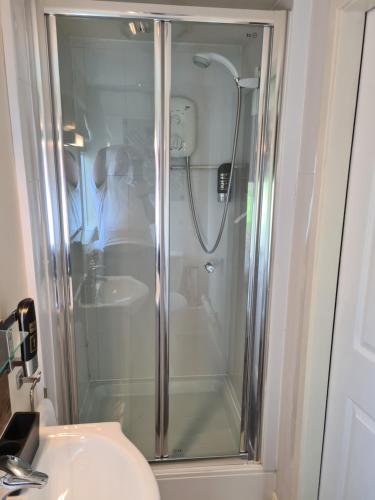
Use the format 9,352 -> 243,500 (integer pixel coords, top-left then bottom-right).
79,375 -> 241,460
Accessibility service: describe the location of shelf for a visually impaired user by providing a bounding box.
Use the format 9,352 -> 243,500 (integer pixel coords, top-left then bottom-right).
0,329 -> 28,375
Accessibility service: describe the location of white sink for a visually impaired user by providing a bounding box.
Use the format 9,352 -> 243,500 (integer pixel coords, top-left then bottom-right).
97,276 -> 148,308
80,276 -> 149,311
19,422 -> 160,500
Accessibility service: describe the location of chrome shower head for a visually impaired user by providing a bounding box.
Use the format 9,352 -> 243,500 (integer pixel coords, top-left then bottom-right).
192,54 -> 211,69
192,52 -> 240,80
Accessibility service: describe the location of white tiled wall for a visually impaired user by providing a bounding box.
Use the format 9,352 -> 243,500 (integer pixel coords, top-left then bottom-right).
64,30 -> 262,393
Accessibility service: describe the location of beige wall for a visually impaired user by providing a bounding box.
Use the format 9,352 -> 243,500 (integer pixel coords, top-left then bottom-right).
0,13 -> 27,316
275,0 -> 333,495
276,0 -> 365,499
0,11 -> 32,414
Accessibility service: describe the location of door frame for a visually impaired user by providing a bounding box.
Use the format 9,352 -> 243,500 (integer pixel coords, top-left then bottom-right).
288,1 -> 375,498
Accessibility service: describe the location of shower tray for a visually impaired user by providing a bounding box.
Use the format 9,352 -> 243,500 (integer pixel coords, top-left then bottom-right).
79,375 -> 240,460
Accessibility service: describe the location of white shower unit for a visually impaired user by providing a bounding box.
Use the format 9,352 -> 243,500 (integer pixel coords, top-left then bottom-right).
32,0 -> 285,464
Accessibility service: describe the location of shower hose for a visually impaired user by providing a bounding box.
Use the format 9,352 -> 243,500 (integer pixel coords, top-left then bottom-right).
185,85 -> 242,254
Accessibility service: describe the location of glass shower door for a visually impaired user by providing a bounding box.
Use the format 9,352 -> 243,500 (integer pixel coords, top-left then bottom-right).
49,13 -> 276,462
53,15 -> 156,459
168,21 -> 264,459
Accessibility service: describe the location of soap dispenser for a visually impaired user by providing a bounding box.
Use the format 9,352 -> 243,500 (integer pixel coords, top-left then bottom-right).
0,298 -> 38,377
17,298 -> 38,377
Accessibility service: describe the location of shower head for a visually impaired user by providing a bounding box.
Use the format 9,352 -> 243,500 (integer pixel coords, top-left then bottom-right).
192,54 -> 211,69
192,52 -> 240,80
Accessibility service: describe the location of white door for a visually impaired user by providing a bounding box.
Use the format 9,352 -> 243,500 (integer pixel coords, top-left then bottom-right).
319,8 -> 375,500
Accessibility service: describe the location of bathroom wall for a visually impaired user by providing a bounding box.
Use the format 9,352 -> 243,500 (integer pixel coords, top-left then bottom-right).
0,4 -> 34,426
170,38 -> 240,376
0,0 -> 69,422
273,0 -> 350,498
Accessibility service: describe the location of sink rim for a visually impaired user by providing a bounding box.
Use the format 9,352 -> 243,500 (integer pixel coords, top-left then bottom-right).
19,422 -> 160,499
79,275 -> 149,309
98,275 -> 149,306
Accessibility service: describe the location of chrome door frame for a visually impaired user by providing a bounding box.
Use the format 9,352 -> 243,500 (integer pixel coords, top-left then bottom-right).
154,20 -> 171,459
46,14 -> 79,424
240,25 -> 278,460
36,0 -> 286,462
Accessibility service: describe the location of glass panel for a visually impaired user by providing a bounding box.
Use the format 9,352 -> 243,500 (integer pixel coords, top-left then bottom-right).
0,329 -> 28,375
169,22 -> 264,459
56,16 -> 155,459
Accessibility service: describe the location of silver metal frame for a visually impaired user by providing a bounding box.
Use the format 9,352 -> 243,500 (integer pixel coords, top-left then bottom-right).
239,28 -> 271,457
41,0 -> 284,25
154,20 -> 171,459
32,0 -> 286,463
240,26 -> 275,459
46,14 -> 79,422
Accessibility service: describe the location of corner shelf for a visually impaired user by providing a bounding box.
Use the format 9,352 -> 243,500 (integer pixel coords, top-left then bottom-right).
0,329 -> 27,375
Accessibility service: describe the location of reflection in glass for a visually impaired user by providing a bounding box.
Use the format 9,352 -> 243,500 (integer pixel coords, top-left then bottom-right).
56,16 -> 156,459
64,150 -> 82,241
93,145 -> 154,249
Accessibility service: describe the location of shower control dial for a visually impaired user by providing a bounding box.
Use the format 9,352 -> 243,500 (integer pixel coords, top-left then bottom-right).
170,97 -> 196,158
171,133 -> 183,152
171,114 -> 181,126
204,262 -> 215,273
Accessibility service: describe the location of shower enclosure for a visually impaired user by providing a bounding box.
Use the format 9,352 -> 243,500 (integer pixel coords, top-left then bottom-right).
39,2 -> 285,462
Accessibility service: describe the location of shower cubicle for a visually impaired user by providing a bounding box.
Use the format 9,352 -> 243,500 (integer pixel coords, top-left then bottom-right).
36,1 -> 285,462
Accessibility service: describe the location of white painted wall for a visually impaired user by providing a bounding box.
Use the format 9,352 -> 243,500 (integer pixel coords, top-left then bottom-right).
0,12 -> 27,324
0,0 -> 57,416
275,1 -> 368,499
273,0 -> 334,496
0,6 -> 36,413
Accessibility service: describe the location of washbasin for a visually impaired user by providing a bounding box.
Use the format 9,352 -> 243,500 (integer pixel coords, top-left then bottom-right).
80,275 -> 149,310
18,422 -> 160,499
97,276 -> 148,307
